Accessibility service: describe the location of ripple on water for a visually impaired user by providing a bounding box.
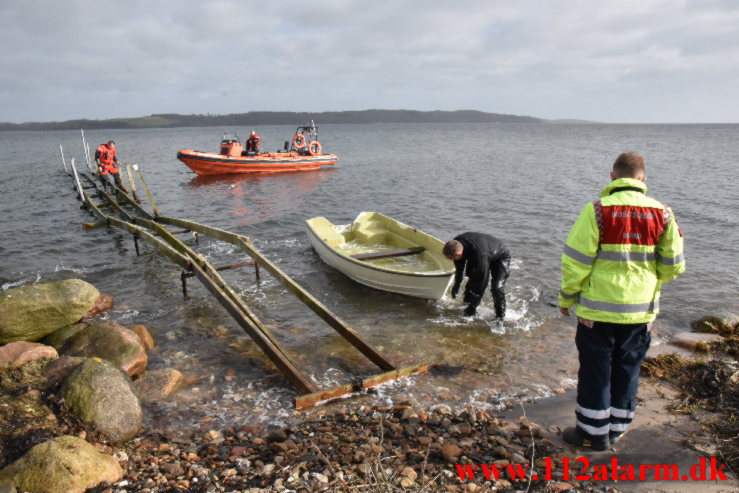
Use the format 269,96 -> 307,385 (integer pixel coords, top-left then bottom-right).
2,123 -> 737,432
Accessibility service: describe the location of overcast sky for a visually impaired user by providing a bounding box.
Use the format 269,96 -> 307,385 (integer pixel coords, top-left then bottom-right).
1,0 -> 738,123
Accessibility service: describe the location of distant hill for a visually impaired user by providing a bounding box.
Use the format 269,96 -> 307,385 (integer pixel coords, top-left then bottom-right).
548,118 -> 600,124
0,109 -> 542,131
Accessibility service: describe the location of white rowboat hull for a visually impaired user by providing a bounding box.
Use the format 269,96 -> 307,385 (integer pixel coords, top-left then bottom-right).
305,212 -> 454,299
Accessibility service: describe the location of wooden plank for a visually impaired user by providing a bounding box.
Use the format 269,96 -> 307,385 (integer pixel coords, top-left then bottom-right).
237,238 -> 397,372
133,217 -> 293,367
295,363 -> 429,409
107,179 -> 156,219
156,216 -> 248,245
351,246 -> 425,261
79,200 -> 315,395
190,265 -> 318,394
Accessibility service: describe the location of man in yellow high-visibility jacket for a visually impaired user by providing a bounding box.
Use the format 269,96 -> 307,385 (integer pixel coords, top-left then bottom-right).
559,152 -> 685,450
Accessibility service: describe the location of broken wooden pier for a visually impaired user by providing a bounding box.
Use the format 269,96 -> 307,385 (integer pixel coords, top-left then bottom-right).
60,149 -> 428,408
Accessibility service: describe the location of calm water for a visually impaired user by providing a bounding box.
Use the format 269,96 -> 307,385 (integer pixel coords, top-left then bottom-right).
1,123 -> 738,429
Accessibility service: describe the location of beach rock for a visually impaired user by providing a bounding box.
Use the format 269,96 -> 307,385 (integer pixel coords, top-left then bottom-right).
130,325 -> 155,350
41,323 -> 89,350
267,428 -> 288,442
61,358 -> 142,443
0,435 -> 121,493
549,482 -> 575,492
134,368 -> 183,402
160,462 -> 184,477
0,342 -> 57,372
671,331 -> 724,351
59,321 -> 147,376
84,294 -> 114,318
42,356 -> 85,388
440,443 -> 462,462
0,280 -> 99,343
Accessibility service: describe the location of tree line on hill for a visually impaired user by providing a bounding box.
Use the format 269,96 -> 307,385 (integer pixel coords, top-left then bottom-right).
0,109 -> 542,131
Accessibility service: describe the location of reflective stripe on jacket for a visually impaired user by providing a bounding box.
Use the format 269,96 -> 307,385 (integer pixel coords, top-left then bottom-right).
559,178 -> 685,323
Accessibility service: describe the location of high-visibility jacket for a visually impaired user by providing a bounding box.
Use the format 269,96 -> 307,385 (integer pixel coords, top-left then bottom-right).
95,144 -> 118,174
559,177 -> 685,323
246,134 -> 261,152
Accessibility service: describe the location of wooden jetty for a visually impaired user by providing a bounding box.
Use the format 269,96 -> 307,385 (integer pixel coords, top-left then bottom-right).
60,149 -> 428,408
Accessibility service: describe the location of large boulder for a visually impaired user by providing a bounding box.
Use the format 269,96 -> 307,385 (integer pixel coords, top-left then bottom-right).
0,280 -> 99,344
58,321 -> 147,376
61,358 -> 142,443
0,435 -> 121,493
42,356 -> 85,388
41,322 -> 89,350
0,342 -> 57,373
84,294 -> 114,318
130,324 -> 156,350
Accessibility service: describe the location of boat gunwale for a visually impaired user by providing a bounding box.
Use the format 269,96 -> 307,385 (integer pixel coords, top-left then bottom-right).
305,217 -> 455,279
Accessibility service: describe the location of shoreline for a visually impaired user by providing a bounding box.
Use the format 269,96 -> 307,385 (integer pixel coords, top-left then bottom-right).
1,281 -> 737,492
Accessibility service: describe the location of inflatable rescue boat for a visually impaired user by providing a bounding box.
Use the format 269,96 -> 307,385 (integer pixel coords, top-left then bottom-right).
177,122 -> 338,175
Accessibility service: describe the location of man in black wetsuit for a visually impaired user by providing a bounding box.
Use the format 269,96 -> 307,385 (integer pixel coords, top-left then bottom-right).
443,232 -> 511,319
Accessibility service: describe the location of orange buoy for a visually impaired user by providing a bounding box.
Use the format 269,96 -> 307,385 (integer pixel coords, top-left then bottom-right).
292,133 -> 306,149
308,141 -> 321,156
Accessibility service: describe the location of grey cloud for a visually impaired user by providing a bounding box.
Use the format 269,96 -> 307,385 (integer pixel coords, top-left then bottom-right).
1,0 -> 738,123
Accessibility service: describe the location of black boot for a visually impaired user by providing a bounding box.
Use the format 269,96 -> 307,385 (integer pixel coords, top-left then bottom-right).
562,426 -> 610,451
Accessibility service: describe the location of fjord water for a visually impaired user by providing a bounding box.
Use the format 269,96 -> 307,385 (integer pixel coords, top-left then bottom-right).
1,123 -> 737,429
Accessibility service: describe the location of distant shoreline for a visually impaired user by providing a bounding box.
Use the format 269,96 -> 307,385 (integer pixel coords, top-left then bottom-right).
0,109 -> 545,132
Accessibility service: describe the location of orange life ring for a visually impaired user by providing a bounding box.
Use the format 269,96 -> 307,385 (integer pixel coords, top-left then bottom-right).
292,133 -> 306,149
308,141 -> 321,156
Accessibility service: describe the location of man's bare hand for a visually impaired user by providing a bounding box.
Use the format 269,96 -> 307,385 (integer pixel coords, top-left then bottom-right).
559,306 -> 570,317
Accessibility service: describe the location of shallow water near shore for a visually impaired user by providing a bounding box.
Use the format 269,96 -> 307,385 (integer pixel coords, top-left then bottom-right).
1,122 -> 738,432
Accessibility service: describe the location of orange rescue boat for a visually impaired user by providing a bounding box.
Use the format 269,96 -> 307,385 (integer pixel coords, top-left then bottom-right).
177,122 -> 338,175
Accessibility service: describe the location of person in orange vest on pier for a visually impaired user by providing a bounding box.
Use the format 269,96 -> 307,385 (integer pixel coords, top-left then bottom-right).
95,140 -> 127,192
245,131 -> 261,154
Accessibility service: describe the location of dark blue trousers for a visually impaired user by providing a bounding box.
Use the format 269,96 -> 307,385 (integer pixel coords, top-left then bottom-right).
575,320 -> 651,440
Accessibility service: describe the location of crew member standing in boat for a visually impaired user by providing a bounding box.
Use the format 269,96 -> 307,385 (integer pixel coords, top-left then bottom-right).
245,131 -> 261,153
95,140 -> 127,192
443,233 -> 510,319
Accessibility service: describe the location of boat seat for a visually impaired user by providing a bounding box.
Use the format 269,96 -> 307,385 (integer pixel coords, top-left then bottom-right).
351,247 -> 425,261
310,217 -> 345,248
351,221 -> 387,243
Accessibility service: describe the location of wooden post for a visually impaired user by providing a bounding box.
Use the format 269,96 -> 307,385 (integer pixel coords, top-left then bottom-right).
59,145 -> 69,175
81,130 -> 93,173
70,158 -> 84,201
125,163 -> 142,203
134,164 -> 159,216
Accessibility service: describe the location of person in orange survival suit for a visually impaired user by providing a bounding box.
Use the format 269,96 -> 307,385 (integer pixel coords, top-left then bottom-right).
245,131 -> 261,154
95,140 -> 127,192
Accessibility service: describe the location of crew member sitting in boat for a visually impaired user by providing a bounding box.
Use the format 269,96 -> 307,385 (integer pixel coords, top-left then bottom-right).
443,233 -> 510,320
95,140 -> 127,192
245,131 -> 261,154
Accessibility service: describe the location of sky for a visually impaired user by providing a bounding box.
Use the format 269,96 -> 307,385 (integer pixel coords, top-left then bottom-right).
1,0 -> 738,124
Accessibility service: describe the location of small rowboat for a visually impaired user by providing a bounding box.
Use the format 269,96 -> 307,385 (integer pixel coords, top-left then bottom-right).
177,122 -> 338,175
305,212 -> 454,299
